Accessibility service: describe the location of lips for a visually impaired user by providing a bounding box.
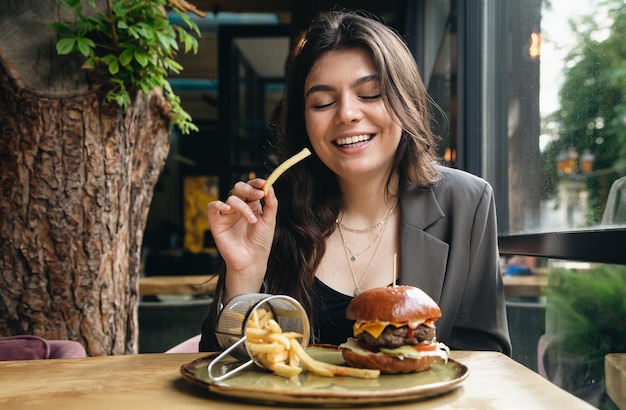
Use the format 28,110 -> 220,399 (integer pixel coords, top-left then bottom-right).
334,134 -> 373,148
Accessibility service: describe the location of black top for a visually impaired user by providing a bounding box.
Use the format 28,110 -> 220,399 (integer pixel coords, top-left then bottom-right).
311,277 -> 354,345
199,276 -> 359,351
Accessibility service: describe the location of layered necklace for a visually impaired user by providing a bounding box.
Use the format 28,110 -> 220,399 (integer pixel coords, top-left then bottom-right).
336,201 -> 397,296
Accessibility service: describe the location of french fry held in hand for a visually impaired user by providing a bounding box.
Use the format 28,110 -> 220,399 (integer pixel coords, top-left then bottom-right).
245,308 -> 380,379
262,148 -> 312,196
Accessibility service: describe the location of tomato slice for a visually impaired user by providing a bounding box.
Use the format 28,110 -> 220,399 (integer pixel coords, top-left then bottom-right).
412,343 -> 438,352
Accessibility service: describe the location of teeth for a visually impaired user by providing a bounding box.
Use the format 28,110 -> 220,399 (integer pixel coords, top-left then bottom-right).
335,134 -> 372,146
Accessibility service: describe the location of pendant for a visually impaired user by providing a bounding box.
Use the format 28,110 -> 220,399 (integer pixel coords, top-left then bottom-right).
354,288 -> 361,296
350,255 -> 357,262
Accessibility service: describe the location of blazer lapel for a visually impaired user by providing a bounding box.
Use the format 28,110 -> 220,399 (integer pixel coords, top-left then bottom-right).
398,186 -> 449,303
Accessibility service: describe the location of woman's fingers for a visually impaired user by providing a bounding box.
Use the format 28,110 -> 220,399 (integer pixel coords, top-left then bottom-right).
225,195 -> 261,223
260,184 -> 278,220
231,179 -> 266,201
206,201 -> 233,229
208,179 -> 268,224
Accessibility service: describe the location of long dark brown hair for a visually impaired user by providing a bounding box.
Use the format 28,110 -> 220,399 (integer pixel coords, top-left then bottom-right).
265,10 -> 442,324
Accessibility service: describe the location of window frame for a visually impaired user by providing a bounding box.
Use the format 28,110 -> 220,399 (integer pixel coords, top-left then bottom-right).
458,0 -> 626,266
498,229 -> 626,265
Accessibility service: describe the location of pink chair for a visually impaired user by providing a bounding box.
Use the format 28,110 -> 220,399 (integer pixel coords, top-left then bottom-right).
537,334 -> 547,378
0,335 -> 86,360
165,334 -> 201,353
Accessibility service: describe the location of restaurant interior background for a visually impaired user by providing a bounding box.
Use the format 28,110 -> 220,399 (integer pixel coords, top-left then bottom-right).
139,1 -> 626,408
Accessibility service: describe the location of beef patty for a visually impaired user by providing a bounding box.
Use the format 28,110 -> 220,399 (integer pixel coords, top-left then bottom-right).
358,324 -> 436,348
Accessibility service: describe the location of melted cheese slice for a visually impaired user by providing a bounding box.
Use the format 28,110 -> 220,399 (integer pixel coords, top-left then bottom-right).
353,318 -> 430,338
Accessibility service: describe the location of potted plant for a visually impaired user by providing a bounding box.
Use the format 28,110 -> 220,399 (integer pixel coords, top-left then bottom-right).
543,264 -> 626,409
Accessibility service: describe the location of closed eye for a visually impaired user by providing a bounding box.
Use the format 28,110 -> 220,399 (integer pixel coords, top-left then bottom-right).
313,101 -> 335,109
311,93 -> 380,109
360,94 -> 382,101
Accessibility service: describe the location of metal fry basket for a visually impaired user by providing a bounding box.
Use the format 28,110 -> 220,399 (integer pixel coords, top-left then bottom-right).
207,293 -> 310,382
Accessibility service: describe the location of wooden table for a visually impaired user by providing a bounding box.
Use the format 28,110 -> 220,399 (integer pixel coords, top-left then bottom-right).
138,274 -> 218,296
141,273 -> 547,299
0,351 -> 594,409
606,353 -> 626,409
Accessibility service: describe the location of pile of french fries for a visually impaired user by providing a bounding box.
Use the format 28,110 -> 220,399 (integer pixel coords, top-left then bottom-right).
245,308 -> 380,379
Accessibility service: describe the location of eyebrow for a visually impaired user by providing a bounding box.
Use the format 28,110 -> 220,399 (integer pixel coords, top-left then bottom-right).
305,74 -> 380,98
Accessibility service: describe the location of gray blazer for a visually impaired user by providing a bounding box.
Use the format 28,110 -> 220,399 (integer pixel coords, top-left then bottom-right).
399,167 -> 511,354
200,167 -> 512,354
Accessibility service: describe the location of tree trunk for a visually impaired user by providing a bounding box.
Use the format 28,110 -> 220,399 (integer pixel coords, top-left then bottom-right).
0,2 -> 171,355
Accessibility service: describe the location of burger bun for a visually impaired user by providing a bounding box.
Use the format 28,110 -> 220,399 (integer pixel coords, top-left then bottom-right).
346,285 -> 441,322
341,348 -> 438,374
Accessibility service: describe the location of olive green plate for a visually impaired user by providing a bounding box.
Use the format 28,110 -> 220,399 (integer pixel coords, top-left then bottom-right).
180,346 -> 469,407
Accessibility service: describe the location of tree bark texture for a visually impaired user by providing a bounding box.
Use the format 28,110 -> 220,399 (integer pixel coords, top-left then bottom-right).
0,2 -> 171,355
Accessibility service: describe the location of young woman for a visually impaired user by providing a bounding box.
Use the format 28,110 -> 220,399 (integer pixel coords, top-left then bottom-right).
200,10 -> 511,354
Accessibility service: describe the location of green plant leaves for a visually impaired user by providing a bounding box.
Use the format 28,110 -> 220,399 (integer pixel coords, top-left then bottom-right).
51,0 -> 200,133
175,25 -> 198,53
49,22 -> 75,36
76,37 -> 95,57
119,48 -> 134,67
58,0 -> 82,10
548,264 -> 626,356
56,37 -> 77,55
134,51 -> 150,67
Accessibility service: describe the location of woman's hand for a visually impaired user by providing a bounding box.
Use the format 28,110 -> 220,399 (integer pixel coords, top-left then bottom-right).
206,179 -> 278,300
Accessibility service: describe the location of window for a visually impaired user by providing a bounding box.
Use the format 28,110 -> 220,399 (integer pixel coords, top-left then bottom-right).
478,2 -> 625,408
411,0 -> 626,256
415,1 -> 626,408
492,0 -> 626,235
482,0 -> 626,261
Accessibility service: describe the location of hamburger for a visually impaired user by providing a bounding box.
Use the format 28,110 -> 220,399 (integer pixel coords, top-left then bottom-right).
339,285 -> 449,374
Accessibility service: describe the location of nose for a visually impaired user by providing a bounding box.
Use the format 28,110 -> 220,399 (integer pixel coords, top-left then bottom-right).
335,95 -> 363,124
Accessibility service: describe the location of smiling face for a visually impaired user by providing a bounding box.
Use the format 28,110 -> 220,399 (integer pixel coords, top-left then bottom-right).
303,48 -> 402,183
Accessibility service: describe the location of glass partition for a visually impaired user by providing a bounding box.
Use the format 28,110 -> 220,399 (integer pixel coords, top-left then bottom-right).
414,1 -> 626,408
475,2 -> 626,408
502,256 -> 626,409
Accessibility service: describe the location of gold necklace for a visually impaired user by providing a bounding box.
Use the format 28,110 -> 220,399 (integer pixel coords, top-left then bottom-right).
337,216 -> 388,296
338,201 -> 397,233
340,222 -> 385,262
